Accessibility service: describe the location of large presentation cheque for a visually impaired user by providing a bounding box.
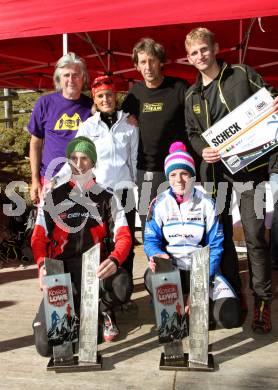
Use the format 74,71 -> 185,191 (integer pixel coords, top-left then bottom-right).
202,88 -> 278,174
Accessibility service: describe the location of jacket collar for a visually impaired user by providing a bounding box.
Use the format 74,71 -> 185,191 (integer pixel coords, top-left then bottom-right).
169,186 -> 195,203
92,109 -> 127,125
69,176 -> 96,190
192,60 -> 228,93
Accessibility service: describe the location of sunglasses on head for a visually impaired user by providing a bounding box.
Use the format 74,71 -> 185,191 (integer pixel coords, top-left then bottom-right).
92,78 -> 114,88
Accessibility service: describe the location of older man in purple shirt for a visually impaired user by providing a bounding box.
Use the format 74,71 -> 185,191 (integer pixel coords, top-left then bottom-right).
28,52 -> 92,203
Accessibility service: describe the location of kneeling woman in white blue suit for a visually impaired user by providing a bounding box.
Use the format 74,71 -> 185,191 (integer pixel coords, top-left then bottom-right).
144,142 -> 241,329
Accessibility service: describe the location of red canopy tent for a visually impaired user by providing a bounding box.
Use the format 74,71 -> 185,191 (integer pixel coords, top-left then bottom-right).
0,1 -> 277,89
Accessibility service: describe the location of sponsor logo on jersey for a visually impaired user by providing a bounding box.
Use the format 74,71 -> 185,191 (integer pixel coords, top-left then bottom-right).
193,104 -> 200,114
142,102 -> 164,112
58,211 -> 102,224
67,212 -> 89,219
54,113 -> 82,131
48,285 -> 69,307
156,283 -> 179,305
166,216 -> 179,222
186,217 -> 201,221
189,207 -> 201,212
169,233 -> 194,238
166,213 -> 180,222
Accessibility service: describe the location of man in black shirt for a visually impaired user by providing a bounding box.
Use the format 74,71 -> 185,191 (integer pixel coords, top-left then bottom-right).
122,38 -> 190,233
184,27 -> 278,333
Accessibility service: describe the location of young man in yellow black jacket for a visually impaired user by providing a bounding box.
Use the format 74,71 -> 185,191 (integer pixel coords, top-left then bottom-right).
184,27 -> 278,333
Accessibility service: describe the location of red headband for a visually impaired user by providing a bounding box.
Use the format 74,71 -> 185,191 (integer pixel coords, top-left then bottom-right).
91,76 -> 115,97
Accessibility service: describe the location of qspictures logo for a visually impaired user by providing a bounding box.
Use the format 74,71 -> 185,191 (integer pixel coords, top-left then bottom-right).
143,102 -> 164,112
48,285 -> 69,307
156,284 -> 178,305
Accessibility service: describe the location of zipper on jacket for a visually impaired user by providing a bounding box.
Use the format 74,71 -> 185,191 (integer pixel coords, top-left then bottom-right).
204,98 -> 217,197
217,64 -> 230,113
205,99 -> 210,129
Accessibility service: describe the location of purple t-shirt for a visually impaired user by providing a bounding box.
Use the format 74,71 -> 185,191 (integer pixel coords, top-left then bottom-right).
28,92 -> 92,178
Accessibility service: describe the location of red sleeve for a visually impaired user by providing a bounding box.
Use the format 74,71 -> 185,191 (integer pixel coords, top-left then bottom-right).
110,225 -> 132,266
31,223 -> 50,269
107,193 -> 132,266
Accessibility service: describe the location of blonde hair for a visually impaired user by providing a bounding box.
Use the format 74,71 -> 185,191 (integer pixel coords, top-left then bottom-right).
185,28 -> 215,51
92,93 -> 120,115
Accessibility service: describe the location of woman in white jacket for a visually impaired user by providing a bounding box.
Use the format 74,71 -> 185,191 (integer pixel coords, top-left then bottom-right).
80,76 -> 138,191
80,76 -> 139,278
57,76 -> 139,278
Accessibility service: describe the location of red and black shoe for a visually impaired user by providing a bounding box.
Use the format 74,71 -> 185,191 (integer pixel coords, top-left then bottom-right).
102,311 -> 119,342
251,299 -> 272,333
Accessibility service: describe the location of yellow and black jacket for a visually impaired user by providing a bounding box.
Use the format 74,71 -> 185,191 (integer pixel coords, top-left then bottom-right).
185,61 -> 278,186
